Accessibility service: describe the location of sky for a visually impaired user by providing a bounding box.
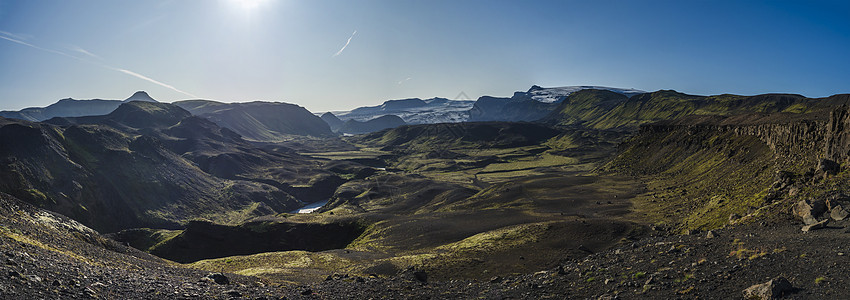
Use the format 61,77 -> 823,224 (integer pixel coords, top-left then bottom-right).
1,0 -> 849,112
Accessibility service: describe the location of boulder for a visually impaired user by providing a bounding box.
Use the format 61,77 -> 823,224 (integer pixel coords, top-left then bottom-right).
792,199 -> 826,225
205,273 -> 229,285
817,159 -> 840,176
742,276 -> 793,299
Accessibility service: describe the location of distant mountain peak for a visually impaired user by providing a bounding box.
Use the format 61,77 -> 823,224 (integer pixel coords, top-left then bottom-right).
124,91 -> 157,103
528,85 -> 544,92
521,85 -> 646,103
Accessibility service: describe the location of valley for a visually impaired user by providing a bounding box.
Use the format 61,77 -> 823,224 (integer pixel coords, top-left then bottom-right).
3,87 -> 850,298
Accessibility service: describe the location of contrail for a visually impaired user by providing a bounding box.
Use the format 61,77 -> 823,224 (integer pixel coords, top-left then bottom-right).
332,30 -> 357,57
69,45 -> 100,59
0,31 -> 199,99
0,34 -> 82,61
112,68 -> 198,98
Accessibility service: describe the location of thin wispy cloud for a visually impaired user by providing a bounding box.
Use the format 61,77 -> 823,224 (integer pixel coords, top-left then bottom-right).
397,77 -> 412,85
69,45 -> 100,59
0,33 -> 82,61
0,30 -> 31,41
0,31 -> 198,99
332,30 -> 357,57
111,68 -> 198,98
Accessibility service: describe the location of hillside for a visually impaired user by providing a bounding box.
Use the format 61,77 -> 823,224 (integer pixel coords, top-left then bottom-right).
353,122 -> 563,151
585,90 -> 818,129
335,115 -> 406,134
468,85 -> 643,123
320,112 -> 345,132
0,101 -> 363,232
540,89 -> 630,127
174,100 -> 335,140
468,96 -> 557,122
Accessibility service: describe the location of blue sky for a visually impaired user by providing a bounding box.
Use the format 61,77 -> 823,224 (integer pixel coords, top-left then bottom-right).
1,0 -> 848,112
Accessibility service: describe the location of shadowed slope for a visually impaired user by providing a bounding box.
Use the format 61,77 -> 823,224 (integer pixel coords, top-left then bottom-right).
174,100 -> 334,140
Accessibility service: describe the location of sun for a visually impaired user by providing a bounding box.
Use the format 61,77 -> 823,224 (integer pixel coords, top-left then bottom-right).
231,0 -> 265,10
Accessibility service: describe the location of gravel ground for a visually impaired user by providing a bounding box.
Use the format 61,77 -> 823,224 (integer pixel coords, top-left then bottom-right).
3,189 -> 848,299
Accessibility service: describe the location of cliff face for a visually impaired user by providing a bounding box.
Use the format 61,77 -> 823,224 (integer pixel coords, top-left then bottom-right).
610,106 -> 850,230
824,107 -> 850,162
639,106 -> 850,173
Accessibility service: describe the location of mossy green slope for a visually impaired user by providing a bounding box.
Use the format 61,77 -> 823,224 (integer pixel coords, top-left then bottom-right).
585,91 -> 811,129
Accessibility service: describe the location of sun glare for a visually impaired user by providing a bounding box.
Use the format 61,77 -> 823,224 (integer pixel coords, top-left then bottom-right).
232,0 -> 265,10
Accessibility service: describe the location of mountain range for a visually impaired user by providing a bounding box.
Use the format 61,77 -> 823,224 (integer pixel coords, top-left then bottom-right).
0,91 -> 157,122
173,100 -> 335,140
5,84 -> 850,298
1,86 -> 646,138
1,92 -> 335,141
326,85 -> 645,127
330,97 -> 475,125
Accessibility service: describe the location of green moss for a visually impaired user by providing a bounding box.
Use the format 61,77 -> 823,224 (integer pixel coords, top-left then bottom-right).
611,129 -> 779,230
189,250 -> 357,282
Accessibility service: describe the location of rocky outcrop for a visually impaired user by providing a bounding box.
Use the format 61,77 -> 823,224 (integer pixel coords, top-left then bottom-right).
792,199 -> 826,225
639,105 -> 850,172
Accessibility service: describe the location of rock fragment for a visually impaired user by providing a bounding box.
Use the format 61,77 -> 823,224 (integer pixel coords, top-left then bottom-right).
830,205 -> 849,221
802,219 -> 829,232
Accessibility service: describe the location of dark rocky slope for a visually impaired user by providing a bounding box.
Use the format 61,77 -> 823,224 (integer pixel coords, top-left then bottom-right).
0,102 -> 360,232
0,192 -> 291,299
